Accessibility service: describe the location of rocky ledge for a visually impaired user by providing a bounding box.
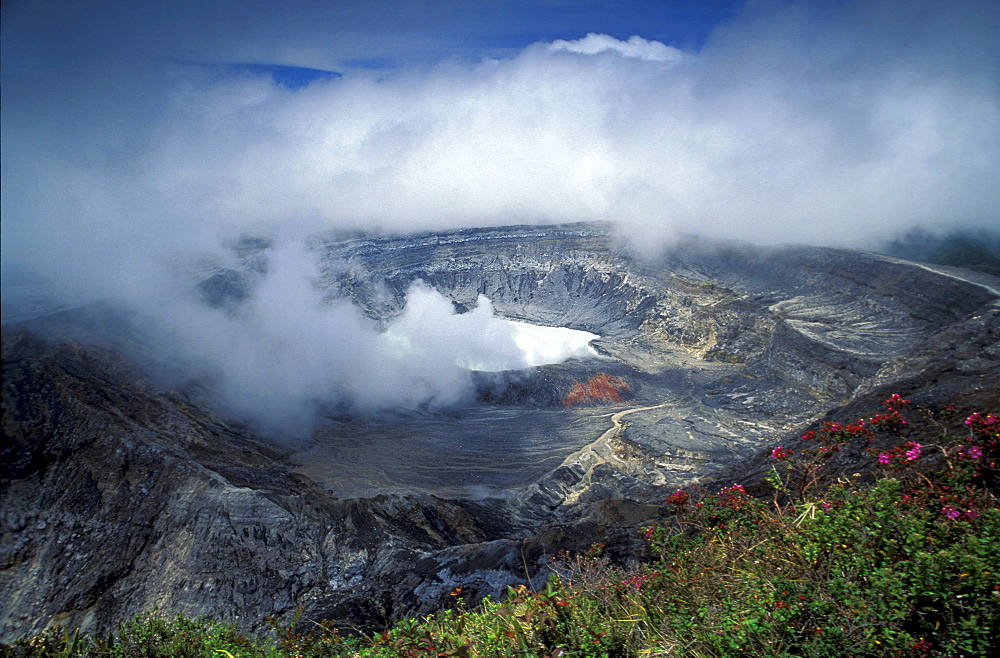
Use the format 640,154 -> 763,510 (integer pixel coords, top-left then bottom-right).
2,223 -> 998,641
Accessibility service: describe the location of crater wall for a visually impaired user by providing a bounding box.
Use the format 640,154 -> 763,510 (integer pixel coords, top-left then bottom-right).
3,223 -> 998,641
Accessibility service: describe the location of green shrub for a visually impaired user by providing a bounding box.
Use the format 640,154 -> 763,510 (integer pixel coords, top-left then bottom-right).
4,397 -> 997,657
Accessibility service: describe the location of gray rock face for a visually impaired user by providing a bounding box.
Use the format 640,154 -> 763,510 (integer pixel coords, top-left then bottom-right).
318,224 -> 656,333
3,223 -> 998,641
1,332 -> 522,637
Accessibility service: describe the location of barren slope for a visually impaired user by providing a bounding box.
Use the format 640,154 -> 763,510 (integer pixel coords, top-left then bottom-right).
3,223 -> 998,640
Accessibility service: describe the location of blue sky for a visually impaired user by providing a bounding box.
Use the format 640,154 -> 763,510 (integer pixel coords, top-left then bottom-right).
2,0 -> 999,291
2,0 -> 999,426
1,1 -> 741,71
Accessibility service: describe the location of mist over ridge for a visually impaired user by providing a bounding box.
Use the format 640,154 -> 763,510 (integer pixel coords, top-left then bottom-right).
115,249 -> 604,435
2,0 -> 998,431
5,6 -> 1000,638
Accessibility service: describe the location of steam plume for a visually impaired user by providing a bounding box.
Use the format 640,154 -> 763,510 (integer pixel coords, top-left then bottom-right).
2,0 -> 997,431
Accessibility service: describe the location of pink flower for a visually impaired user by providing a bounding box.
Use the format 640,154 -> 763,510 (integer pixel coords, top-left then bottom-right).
665,490 -> 689,505
905,443 -> 922,461
884,393 -> 910,407
943,505 -> 961,520
967,445 -> 983,459
771,446 -> 793,460
877,453 -> 891,464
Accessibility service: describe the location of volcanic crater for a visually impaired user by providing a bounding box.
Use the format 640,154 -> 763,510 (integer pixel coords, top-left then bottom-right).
2,222 -> 998,639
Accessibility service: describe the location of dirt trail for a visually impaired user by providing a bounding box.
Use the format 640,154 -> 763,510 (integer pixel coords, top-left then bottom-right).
525,401 -> 681,508
552,400 -> 678,480
878,255 -> 1000,298
595,402 -> 675,465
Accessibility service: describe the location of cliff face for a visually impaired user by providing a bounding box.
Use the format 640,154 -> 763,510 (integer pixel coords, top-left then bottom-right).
3,223 -> 998,641
1,332 -> 530,638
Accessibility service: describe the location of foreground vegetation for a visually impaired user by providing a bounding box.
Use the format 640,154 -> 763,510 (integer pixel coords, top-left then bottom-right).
4,396 -> 998,657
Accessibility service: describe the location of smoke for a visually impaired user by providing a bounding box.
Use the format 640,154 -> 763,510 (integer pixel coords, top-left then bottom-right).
151,250 -> 599,434
2,0 -> 998,431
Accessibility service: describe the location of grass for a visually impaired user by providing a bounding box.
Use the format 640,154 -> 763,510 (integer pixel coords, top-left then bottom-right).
3,396 -> 998,657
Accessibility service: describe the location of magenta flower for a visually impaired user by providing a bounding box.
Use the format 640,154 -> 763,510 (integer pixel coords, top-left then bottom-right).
967,445 -> 983,459
877,453 -> 891,464
885,393 -> 910,406
621,573 -> 656,590
665,490 -> 689,506
943,505 -> 961,520
905,443 -> 922,461
771,446 -> 793,460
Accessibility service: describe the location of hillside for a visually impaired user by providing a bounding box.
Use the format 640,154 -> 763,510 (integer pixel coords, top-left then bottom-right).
2,223 -> 998,642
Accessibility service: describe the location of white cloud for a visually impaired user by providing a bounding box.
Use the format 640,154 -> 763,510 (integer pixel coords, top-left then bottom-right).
107,16 -> 995,252
2,0 -> 998,430
160,268 -> 598,433
548,33 -> 687,62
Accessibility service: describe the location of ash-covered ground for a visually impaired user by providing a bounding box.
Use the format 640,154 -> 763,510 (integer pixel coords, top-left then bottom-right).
3,223 -> 998,640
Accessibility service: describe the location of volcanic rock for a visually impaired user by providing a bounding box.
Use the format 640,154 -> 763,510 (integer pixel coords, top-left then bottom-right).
2,223 -> 998,640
